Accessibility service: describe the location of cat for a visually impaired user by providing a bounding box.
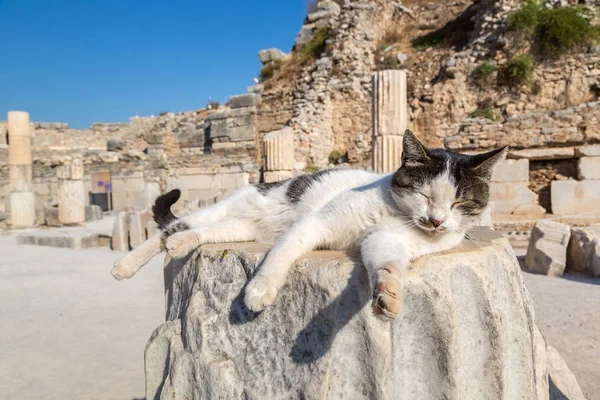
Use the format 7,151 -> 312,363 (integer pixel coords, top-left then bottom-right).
111,130 -> 507,320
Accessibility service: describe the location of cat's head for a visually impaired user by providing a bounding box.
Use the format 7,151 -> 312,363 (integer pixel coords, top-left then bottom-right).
391,130 -> 507,234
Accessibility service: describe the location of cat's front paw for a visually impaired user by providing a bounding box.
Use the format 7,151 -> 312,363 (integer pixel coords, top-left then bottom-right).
244,276 -> 279,312
111,257 -> 137,280
372,273 -> 403,321
166,231 -> 198,259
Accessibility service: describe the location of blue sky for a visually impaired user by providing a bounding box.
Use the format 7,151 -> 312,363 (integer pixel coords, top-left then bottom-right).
0,0 -> 306,128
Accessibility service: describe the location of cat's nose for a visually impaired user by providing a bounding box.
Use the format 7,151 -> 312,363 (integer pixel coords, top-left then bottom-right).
429,217 -> 444,228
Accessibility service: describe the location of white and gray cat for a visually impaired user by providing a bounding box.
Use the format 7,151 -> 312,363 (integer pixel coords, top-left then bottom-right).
111,130 -> 506,320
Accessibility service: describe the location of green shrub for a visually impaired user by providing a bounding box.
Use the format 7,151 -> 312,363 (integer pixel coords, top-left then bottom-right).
260,59 -> 283,81
328,150 -> 346,165
508,0 -> 543,38
412,32 -> 445,51
469,107 -> 497,121
473,61 -> 498,79
300,27 -> 329,59
536,6 -> 599,58
499,55 -> 535,86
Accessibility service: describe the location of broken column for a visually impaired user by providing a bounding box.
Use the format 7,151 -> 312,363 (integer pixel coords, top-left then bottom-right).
57,159 -> 86,225
371,70 -> 408,173
264,127 -> 294,182
525,220 -> 571,276
8,111 -> 35,228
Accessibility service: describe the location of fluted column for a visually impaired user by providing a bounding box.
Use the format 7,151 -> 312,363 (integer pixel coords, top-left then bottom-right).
8,111 -> 35,227
264,127 -> 294,182
372,70 -> 408,173
57,159 -> 86,225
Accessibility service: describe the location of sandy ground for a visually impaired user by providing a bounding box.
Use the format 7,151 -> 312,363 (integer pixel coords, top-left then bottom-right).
0,233 -> 164,400
0,231 -> 598,399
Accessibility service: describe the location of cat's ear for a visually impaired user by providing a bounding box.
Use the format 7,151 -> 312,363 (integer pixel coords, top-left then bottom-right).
402,129 -> 430,167
470,146 -> 509,181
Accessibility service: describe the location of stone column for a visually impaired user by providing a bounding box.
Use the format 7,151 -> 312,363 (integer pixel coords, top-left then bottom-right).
57,159 -> 86,225
8,111 -> 35,228
264,127 -> 294,182
371,70 -> 408,173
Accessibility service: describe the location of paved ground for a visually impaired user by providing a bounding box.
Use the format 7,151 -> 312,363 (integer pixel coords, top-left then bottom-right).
0,233 -> 164,400
0,233 -> 597,399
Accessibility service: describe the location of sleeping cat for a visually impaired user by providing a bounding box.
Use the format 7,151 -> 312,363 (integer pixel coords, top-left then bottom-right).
111,130 -> 506,320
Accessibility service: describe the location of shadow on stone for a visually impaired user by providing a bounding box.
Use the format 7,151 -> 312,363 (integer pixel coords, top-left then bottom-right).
228,283 -> 262,325
549,375 -> 569,400
290,258 -> 370,364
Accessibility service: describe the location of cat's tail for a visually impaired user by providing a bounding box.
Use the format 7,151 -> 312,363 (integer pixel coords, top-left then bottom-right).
152,189 -> 181,229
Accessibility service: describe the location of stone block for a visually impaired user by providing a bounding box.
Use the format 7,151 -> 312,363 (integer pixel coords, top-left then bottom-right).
512,203 -> 546,215
372,70 -> 408,137
575,144 -> 600,157
206,110 -> 230,121
111,211 -> 130,251
551,180 -> 600,215
85,205 -> 103,221
130,210 -> 151,249
111,191 -> 146,210
209,118 -> 230,139
220,173 -> 249,189
228,94 -> 259,109
491,159 -> 529,183
258,48 -> 288,65
264,127 -> 294,172
10,192 -> 35,228
525,220 -> 571,276
144,182 -> 161,209
509,147 -> 575,160
228,124 -> 255,142
16,228 -> 101,250
577,156 -> 600,180
372,135 -> 403,174
58,180 -> 86,225
111,176 -> 145,193
56,160 -> 84,180
264,170 -> 293,183
567,226 -> 600,277
489,182 -> 538,214
148,228 -> 557,400
45,206 -> 61,227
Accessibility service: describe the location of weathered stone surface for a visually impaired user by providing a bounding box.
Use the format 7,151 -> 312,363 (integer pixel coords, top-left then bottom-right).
546,345 -> 586,400
489,182 -> 538,214
258,48 -> 288,65
16,228 -> 101,249
264,127 -> 294,171
525,220 -> 571,276
107,138 -> 125,152
85,205 -> 103,221
577,156 -> 600,180
111,211 -> 130,251
509,148 -> 575,160
45,206 -> 61,227
10,192 -> 36,228
264,170 -> 293,183
130,210 -> 151,249
372,70 -> 408,137
58,180 -> 86,225
147,219 -> 159,238
567,226 -> 600,277
228,94 -> 258,109
146,228 -> 557,400
56,160 -> 84,180
575,144 -> 600,157
551,180 -> 600,215
491,159 -> 529,183
372,135 -> 403,174
512,203 -> 546,216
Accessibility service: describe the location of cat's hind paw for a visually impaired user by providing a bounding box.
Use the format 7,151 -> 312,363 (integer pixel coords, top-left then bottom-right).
244,276 -> 279,312
372,276 -> 402,321
111,258 -> 137,280
166,231 -> 198,259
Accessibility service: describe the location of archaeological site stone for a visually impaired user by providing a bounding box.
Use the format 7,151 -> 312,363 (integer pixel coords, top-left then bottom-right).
111,211 -> 130,251
372,70 -> 408,173
264,127 -> 294,182
489,182 -> 538,214
85,205 -> 103,221
491,159 -> 529,183
567,226 -> 600,277
525,220 -> 571,276
130,210 -> 151,249
8,111 -> 35,228
57,160 -> 86,225
144,228 -> 580,399
551,180 -> 600,215
577,156 -> 600,180
258,48 -> 288,65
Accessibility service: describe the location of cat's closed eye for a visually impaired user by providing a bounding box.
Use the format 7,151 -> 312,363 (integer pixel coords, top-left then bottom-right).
452,200 -> 478,209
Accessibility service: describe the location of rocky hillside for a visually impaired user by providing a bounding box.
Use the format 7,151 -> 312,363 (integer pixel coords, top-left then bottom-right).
257,0 -> 600,168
